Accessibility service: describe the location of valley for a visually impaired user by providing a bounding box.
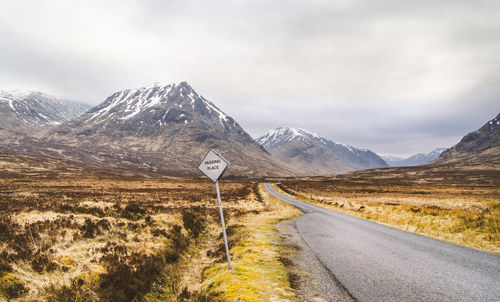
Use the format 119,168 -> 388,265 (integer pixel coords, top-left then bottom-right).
2,154 -> 498,301
2,1 -> 500,300
0,163 -> 301,301
0,84 -> 499,301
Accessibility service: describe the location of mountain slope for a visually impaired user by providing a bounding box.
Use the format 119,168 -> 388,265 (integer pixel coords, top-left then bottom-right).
0,90 -> 90,134
435,113 -> 500,167
37,82 -> 297,177
0,126 -> 156,175
383,148 -> 447,167
256,127 -> 387,175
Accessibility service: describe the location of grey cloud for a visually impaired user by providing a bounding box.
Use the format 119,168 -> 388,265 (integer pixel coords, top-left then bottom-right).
0,0 -> 499,157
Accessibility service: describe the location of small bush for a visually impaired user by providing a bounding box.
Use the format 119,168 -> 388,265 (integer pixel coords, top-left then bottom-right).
182,212 -> 206,238
81,219 -> 99,238
80,218 -> 110,238
410,207 -> 421,213
278,256 -> 293,267
47,279 -> 98,302
164,225 -> 188,263
151,228 -> 168,238
0,274 -> 27,299
99,253 -> 165,302
0,259 -> 12,274
144,214 -> 154,225
253,183 -> 264,203
31,251 -> 58,273
122,204 -> 146,220
287,272 -> 301,289
0,215 -> 23,245
178,287 -> 190,301
170,225 -> 188,252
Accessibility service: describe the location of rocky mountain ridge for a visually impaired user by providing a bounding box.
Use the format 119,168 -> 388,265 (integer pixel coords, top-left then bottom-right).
3,84 -> 497,177
0,90 -> 90,134
257,127 -> 388,175
435,113 -> 500,167
36,82 -> 297,177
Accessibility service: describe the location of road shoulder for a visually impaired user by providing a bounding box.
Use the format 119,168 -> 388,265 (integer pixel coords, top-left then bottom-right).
276,218 -> 355,302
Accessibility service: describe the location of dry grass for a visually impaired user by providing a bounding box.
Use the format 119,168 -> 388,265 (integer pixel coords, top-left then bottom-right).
274,167 -> 500,254
0,174 -> 278,301
0,171 -> 306,301
199,183 -> 302,302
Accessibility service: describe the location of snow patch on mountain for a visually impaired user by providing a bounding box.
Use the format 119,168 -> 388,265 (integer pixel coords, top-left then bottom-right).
258,127 -> 324,146
89,83 -> 172,121
0,90 -> 91,133
256,126 -> 388,174
257,127 -> 356,152
201,95 -> 229,124
87,82 -> 230,127
36,82 -> 296,177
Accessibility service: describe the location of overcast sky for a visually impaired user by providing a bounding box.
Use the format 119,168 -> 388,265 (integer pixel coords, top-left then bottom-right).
1,0 -> 499,157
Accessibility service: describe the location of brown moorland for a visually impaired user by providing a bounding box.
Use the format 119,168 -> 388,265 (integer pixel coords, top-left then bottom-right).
273,163 -> 500,254
0,151 -> 301,301
2,148 -> 499,301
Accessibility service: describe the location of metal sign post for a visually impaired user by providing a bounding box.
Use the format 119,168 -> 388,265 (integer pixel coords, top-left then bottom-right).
198,149 -> 232,269
215,180 -> 231,269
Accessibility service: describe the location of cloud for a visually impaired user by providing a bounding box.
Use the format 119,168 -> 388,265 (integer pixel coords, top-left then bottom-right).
0,0 -> 499,156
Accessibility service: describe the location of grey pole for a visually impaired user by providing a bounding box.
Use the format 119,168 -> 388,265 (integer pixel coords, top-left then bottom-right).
215,180 -> 232,269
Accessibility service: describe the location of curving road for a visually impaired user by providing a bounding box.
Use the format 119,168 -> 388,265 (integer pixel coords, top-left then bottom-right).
264,183 -> 500,302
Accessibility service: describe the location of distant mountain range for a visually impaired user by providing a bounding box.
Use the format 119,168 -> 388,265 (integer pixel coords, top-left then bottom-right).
35,82 -> 297,177
0,90 -> 90,134
382,148 -> 447,167
1,83 -> 498,177
257,127 -> 388,175
435,113 -> 500,168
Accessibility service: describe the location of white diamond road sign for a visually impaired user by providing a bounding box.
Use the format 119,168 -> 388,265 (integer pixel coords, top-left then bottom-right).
198,149 -> 230,182
198,149 -> 232,269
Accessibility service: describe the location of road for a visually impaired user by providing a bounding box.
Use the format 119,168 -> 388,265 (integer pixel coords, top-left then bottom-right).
264,183 -> 500,302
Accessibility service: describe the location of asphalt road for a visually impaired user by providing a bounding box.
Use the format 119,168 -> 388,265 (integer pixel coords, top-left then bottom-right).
264,183 -> 500,302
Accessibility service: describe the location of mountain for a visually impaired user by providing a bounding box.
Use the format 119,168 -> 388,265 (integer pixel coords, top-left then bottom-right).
383,148 -> 447,167
0,90 -> 90,135
0,126 -> 156,175
256,127 -> 388,175
435,113 -> 500,167
37,82 -> 297,177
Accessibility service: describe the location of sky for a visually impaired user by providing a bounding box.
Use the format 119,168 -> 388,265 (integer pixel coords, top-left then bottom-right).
1,0 -> 499,157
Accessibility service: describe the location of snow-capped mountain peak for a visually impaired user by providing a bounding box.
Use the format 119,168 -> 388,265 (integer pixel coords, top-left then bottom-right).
257,127 -> 355,151
85,81 -> 231,129
88,83 -> 175,121
0,90 -> 91,134
257,127 -> 328,147
37,82 -> 296,177
256,127 -> 388,175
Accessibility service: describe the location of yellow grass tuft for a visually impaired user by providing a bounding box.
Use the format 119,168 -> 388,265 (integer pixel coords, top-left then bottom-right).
199,184 -> 301,302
